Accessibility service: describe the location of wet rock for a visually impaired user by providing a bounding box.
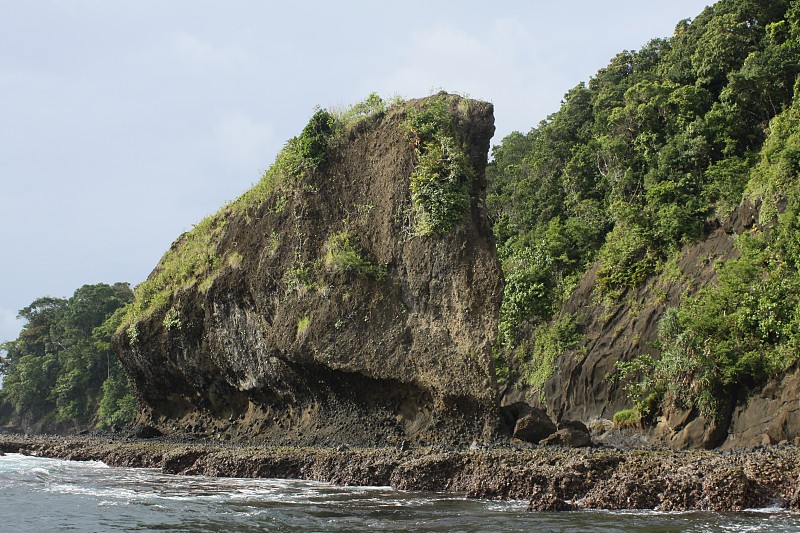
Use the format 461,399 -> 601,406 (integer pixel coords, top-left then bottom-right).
512,407 -> 557,443
700,465 -> 760,511
161,448 -> 206,474
789,474 -> 800,511
134,425 -> 163,439
3,433 -> 800,512
526,485 -> 575,512
540,424 -> 592,448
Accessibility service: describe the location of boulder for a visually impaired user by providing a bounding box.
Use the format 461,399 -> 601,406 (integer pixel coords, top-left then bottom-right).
540,425 -> 592,448
558,419 -> 589,434
134,425 -> 163,439
512,407 -> 557,443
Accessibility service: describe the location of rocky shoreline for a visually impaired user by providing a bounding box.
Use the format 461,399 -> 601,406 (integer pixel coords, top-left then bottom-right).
2,432 -> 800,512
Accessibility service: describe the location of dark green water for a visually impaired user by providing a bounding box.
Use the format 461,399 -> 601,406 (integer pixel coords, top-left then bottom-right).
1,453 -> 798,532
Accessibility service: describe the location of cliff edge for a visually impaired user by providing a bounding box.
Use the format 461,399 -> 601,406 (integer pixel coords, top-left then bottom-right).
114,93 -> 502,446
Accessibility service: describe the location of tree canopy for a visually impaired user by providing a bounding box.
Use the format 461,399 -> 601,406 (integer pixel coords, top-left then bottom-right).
0,283 -> 137,429
488,0 -> 800,409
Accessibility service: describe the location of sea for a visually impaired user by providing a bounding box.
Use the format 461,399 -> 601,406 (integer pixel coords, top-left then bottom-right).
1,453 -> 799,532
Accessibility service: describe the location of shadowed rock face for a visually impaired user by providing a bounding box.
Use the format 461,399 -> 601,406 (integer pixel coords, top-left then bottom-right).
539,201 -> 759,428
500,199 -> 792,449
114,94 -> 502,446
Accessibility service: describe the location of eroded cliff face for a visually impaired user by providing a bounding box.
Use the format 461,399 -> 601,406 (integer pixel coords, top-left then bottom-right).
115,94 -> 502,446
540,201 -> 759,424
502,200 -> 785,449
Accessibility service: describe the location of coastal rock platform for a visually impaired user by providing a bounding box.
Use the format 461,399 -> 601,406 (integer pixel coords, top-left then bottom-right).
2,433 -> 799,512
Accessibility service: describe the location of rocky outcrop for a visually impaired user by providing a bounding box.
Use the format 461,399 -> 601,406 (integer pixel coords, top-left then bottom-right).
4,433 -> 800,512
504,201 -> 787,448
723,365 -> 800,448
542,201 -> 758,424
115,94 -> 502,447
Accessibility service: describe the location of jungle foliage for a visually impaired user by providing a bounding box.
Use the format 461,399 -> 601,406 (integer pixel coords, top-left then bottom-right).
0,283 -> 137,429
488,0 -> 800,408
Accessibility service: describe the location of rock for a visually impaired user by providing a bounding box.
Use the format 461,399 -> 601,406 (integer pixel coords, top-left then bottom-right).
513,408 -> 557,443
514,201 -> 763,446
700,466 -> 759,511
790,474 -> 800,511
114,93 -> 502,447
161,448 -> 206,475
134,425 -> 163,439
558,420 -> 589,434
526,485 -> 575,512
539,426 -> 592,448
724,368 -> 800,448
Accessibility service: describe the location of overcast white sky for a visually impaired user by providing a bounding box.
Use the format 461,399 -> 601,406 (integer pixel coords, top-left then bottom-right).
0,0 -> 712,342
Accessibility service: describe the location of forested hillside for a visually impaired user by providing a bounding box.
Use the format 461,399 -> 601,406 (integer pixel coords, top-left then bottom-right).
489,0 -> 800,432
0,283 -> 136,431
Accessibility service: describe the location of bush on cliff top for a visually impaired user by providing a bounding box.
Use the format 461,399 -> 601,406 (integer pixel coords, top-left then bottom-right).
408,95 -> 475,236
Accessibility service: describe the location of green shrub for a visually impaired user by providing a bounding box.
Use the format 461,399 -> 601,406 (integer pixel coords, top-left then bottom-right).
407,96 -> 474,236
595,221 -> 661,301
162,307 -> 182,331
613,408 -> 641,429
324,231 -> 385,279
524,314 -> 584,397
283,262 -> 316,295
97,370 -> 137,428
297,315 -> 310,335
496,247 -> 553,348
332,92 -> 389,127
294,108 -> 335,170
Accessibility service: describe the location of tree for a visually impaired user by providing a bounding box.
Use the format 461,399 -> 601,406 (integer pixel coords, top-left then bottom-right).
0,283 -> 136,429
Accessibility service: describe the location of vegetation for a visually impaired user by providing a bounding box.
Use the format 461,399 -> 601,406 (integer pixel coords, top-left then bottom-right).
613,408 -> 641,429
408,95 -> 475,236
522,314 -> 583,397
16,0 -> 800,434
296,315 -> 310,335
616,217 -> 800,420
0,283 -> 137,429
324,231 -> 385,279
488,0 -> 800,409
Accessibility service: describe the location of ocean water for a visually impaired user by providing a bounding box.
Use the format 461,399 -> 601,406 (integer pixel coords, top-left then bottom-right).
1,453 -> 799,533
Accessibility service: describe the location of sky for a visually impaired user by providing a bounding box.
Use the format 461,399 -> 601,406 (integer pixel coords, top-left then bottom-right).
0,0 -> 713,343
